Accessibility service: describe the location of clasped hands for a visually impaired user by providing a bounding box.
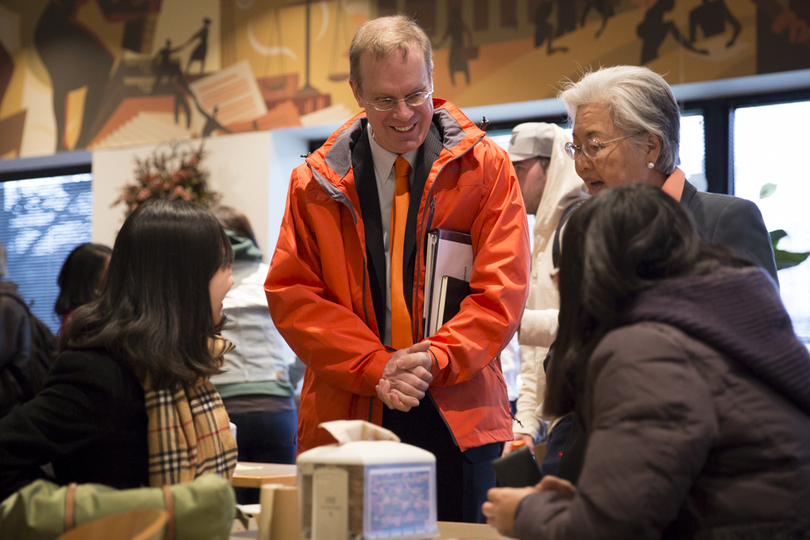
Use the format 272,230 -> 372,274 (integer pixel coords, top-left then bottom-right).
375,341 -> 433,412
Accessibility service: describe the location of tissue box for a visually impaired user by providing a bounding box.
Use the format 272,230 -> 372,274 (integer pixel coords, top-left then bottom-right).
297,423 -> 438,540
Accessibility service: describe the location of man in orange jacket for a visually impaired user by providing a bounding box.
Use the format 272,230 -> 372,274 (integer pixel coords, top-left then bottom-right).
265,15 -> 530,523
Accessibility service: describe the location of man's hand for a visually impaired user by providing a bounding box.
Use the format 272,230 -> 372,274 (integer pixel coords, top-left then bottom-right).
482,486 -> 535,537
376,341 -> 433,412
501,433 -> 536,457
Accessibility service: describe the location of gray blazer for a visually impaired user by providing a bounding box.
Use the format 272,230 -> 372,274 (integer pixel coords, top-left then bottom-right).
680,180 -> 778,284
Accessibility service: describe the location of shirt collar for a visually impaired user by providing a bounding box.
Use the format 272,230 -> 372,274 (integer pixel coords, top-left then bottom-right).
367,126 -> 417,181
661,167 -> 686,202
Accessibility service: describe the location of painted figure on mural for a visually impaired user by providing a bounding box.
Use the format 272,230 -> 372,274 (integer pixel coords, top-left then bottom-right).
186,18 -> 212,74
555,0 -> 577,37
34,0 -> 115,152
535,1 -> 569,54
689,0 -> 742,47
580,0 -> 615,38
151,39 -> 193,129
636,0 -> 710,64
33,0 -> 157,152
754,0 -> 810,73
198,105 -> 231,138
152,39 -> 185,94
0,40 -> 24,157
435,8 -> 474,86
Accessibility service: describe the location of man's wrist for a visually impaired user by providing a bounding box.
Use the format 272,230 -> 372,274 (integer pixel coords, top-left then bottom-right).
427,346 -> 446,379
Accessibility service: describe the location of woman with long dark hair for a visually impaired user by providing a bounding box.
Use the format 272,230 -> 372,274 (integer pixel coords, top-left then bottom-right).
54,242 -> 112,333
0,199 -> 237,500
483,185 -> 810,538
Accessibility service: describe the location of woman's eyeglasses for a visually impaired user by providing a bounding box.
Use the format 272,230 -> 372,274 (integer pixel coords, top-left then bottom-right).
564,134 -> 635,161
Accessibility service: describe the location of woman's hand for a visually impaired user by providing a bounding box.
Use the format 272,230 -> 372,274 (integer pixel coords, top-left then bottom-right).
482,486 -> 535,538
501,433 -> 535,456
537,475 -> 575,497
482,476 -> 576,537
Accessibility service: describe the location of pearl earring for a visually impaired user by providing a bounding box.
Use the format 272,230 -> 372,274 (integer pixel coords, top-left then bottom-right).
647,162 -> 655,169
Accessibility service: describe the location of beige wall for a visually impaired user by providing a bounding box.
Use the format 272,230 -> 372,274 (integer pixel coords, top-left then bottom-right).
92,131 -> 275,256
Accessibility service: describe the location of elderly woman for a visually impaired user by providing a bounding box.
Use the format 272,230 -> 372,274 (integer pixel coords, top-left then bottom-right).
558,65 -> 777,283
483,185 -> 810,538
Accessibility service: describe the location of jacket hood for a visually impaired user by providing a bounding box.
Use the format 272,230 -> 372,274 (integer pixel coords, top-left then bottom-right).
225,229 -> 262,262
627,267 -> 810,415
310,98 -> 483,184
532,124 -> 589,236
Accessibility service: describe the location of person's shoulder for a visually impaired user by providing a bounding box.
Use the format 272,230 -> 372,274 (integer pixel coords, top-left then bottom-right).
592,322 -> 692,370
693,190 -> 765,227
692,189 -> 755,211
0,284 -> 29,317
54,348 -> 127,381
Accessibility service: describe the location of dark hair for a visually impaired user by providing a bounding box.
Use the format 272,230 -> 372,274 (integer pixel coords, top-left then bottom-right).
62,199 -> 234,389
211,205 -> 259,248
54,243 -> 113,317
545,184 -> 751,416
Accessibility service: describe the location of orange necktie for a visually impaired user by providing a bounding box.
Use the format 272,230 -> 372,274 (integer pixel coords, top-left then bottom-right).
390,156 -> 413,349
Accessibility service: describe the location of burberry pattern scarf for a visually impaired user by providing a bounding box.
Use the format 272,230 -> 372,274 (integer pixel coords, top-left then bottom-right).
142,336 -> 238,486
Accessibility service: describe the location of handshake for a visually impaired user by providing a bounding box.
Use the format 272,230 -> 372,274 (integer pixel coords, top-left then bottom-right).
375,341 -> 434,412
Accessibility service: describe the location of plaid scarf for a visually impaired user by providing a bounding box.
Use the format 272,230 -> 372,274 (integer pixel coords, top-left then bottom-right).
142,336 -> 238,486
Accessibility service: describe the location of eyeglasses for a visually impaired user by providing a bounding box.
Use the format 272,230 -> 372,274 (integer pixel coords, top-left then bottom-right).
564,134 -> 636,161
363,90 -> 433,112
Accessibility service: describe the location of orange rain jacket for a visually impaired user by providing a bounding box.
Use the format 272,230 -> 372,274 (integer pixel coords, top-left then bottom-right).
265,99 -> 531,453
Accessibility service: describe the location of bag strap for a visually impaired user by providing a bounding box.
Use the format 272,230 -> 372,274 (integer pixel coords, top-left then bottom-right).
64,482 -> 78,532
162,484 -> 175,540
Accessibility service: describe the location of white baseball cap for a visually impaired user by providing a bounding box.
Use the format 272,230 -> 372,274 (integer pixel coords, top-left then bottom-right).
508,122 -> 555,162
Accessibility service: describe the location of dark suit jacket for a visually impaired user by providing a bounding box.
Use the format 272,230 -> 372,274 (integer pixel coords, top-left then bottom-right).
681,180 -> 778,284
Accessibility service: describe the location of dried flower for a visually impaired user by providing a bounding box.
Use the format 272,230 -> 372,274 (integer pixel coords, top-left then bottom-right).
113,141 -> 220,217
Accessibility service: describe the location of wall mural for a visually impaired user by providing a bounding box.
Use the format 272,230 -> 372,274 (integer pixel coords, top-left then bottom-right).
0,0 -> 806,160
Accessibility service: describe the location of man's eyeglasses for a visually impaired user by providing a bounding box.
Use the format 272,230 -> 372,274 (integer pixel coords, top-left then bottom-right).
564,134 -> 636,161
363,90 -> 433,112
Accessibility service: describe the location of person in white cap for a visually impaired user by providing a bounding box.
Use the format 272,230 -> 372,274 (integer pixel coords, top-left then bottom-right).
501,123 -> 587,474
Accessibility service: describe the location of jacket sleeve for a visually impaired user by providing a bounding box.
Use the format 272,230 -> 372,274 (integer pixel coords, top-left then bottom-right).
265,167 -> 390,396
513,308 -> 558,437
711,197 -> 778,285
0,295 -> 31,375
428,147 -> 531,386
513,346 -> 542,438
513,323 -> 717,539
519,308 -> 558,348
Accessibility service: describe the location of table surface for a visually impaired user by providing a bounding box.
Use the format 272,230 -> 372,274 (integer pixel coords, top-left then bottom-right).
230,520 -> 512,540
231,462 -> 298,488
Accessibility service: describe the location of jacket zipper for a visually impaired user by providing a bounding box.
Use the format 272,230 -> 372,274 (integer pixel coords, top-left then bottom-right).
310,163 -> 377,422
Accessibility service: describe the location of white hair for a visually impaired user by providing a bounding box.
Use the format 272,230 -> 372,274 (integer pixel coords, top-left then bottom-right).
558,66 -> 681,175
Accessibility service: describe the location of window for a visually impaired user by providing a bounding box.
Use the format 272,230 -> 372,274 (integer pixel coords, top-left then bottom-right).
732,99 -> 810,346
0,173 -> 94,333
680,113 -> 707,191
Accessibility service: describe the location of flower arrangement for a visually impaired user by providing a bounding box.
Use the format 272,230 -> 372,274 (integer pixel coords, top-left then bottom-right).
114,141 -> 220,217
